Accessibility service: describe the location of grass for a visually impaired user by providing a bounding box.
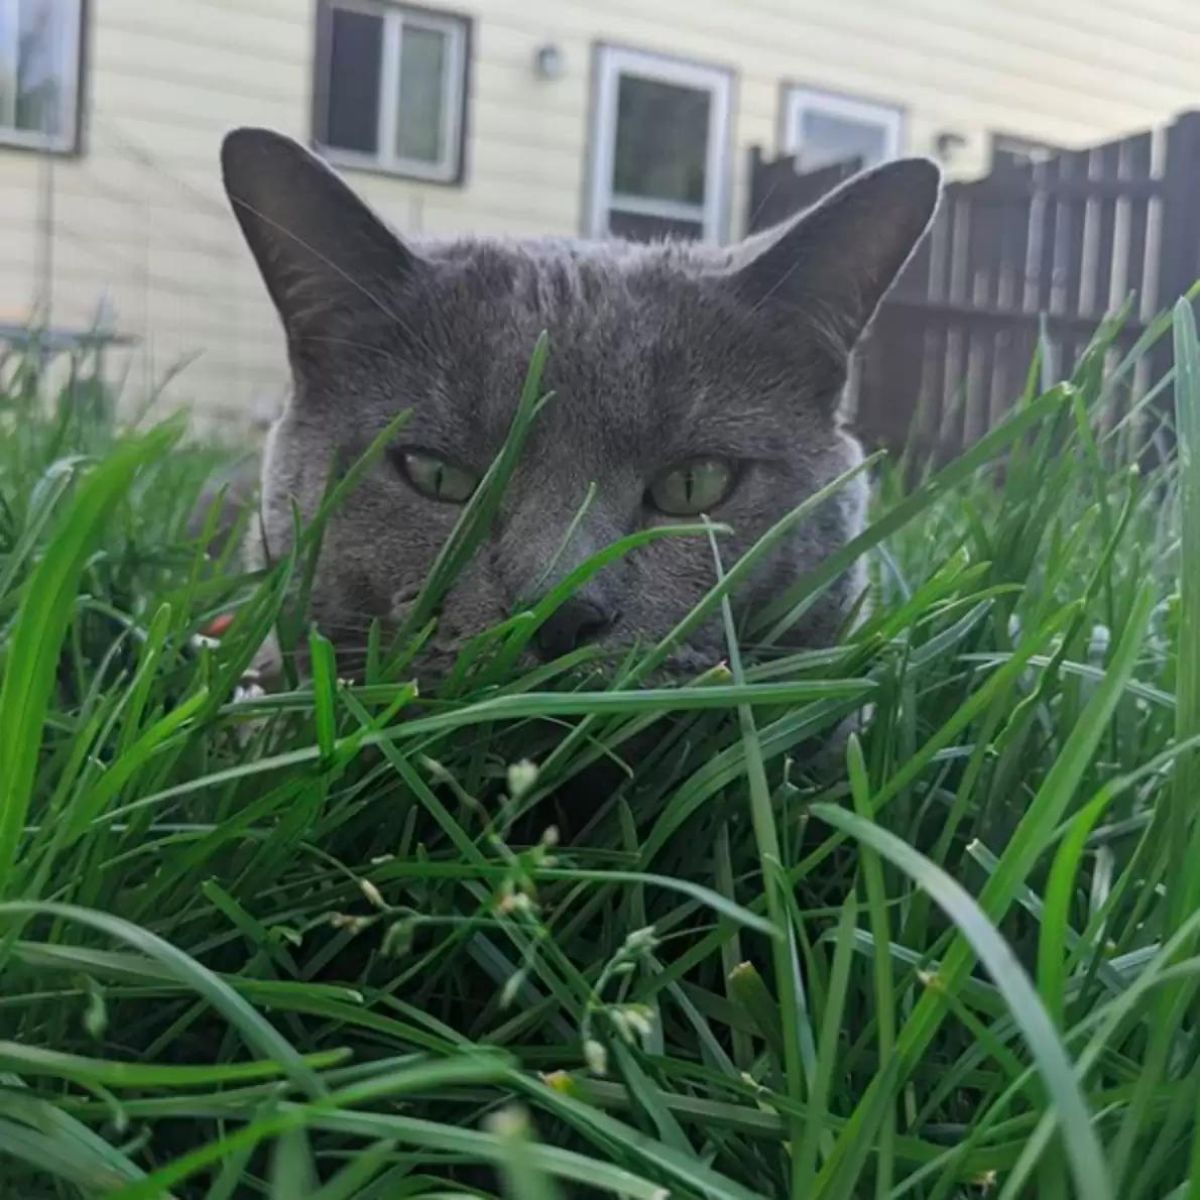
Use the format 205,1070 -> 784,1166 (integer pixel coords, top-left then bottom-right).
0,305 -> 1198,1198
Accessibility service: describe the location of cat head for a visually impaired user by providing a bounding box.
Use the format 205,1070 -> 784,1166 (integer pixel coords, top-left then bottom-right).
221,128 -> 938,678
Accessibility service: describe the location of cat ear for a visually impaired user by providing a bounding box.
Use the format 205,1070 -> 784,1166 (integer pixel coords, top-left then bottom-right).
221,127 -> 421,345
731,158 -> 940,358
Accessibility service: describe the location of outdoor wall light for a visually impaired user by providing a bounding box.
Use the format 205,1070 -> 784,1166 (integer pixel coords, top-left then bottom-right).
534,43 -> 565,80
935,130 -> 967,162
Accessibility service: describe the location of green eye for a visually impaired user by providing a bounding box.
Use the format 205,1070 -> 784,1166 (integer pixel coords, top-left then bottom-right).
647,459 -> 735,516
398,450 -> 478,504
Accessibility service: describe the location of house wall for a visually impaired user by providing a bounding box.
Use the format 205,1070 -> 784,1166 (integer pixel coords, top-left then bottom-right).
2,0 -> 1200,432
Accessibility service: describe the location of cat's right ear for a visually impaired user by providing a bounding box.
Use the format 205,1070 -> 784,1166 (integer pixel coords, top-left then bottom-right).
730,158 -> 940,363
221,128 -> 421,346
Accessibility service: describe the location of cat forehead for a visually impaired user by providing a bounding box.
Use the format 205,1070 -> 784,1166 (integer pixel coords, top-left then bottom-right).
413,234 -> 734,314
403,237 -> 785,410
331,232 -> 835,444
398,234 -> 776,406
417,233 -> 731,274
359,236 -> 821,465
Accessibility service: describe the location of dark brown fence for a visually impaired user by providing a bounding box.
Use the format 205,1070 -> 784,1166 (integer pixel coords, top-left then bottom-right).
747,112 -> 1200,457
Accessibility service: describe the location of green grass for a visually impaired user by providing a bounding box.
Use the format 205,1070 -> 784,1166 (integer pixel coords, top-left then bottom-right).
1,307 -> 1198,1198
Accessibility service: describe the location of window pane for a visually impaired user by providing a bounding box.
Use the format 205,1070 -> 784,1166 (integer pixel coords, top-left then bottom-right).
609,209 -> 704,242
396,24 -> 446,164
15,0 -> 66,136
612,74 -> 709,205
797,110 -> 888,171
327,7 -> 382,155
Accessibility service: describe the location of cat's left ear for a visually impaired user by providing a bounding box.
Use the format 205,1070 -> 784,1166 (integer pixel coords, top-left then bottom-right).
731,158 -> 940,357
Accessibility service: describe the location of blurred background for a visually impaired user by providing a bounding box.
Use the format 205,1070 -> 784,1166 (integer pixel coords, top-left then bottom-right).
2,0 -> 1199,449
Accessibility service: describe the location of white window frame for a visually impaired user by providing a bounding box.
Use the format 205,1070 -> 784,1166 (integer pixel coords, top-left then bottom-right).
782,86 -> 903,170
0,0 -> 83,153
315,0 -> 467,184
588,46 -> 732,242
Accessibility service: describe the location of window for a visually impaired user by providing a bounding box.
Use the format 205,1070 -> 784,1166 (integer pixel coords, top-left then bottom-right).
991,133 -> 1061,171
0,0 -> 84,153
588,46 -> 732,242
314,1 -> 469,183
783,86 -> 902,172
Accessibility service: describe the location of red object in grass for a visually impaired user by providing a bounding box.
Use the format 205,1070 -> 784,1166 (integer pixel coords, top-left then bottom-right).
202,613 -> 235,638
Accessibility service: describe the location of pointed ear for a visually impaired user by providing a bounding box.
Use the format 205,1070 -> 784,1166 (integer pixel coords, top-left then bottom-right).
221,128 -> 420,345
732,158 -> 940,358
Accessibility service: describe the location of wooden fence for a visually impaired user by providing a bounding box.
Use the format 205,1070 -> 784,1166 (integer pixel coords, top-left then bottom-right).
747,111 -> 1200,457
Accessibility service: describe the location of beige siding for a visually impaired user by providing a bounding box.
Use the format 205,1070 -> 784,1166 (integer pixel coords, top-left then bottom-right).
2,0 -> 1199,431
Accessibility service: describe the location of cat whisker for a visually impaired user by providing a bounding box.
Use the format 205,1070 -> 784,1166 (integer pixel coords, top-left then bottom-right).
289,335 -> 419,367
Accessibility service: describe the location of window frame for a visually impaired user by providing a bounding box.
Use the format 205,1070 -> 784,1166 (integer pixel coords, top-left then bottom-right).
587,44 -> 734,243
312,0 -> 470,185
781,84 -> 903,172
0,0 -> 86,155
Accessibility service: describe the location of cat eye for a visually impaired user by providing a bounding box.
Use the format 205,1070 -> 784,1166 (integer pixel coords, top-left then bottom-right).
396,450 -> 478,504
647,459 -> 735,516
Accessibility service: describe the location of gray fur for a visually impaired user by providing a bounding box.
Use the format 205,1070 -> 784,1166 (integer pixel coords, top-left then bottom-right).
221,129 -> 939,678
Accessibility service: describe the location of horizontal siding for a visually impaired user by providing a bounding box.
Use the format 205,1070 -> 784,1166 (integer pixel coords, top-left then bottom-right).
1,0 -> 1199,431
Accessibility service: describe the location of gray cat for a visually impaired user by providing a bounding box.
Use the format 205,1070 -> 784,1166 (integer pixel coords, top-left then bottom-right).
220,129 -> 938,680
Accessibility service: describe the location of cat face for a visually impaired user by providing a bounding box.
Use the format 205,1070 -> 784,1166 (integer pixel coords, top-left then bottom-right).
222,130 -> 938,678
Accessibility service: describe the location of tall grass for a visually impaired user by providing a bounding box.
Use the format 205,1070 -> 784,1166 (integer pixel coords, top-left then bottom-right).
0,308 -> 1198,1199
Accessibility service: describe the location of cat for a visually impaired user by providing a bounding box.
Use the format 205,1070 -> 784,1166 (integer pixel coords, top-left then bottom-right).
220,128 -> 938,683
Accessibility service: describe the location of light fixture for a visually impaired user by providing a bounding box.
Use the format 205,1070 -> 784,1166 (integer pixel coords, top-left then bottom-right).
935,131 -> 967,162
534,43 -> 565,81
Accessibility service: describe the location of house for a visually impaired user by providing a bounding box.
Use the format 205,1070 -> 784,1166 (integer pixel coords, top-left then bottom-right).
3,0 -> 1200,432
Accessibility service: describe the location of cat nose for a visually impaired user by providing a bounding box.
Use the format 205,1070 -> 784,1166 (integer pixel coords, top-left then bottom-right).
534,597 -> 615,660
